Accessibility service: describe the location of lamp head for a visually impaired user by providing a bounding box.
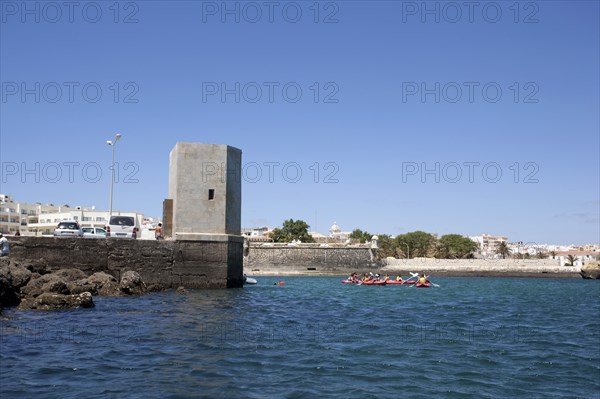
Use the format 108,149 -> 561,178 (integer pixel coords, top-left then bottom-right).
115,133 -> 122,142
106,140 -> 113,145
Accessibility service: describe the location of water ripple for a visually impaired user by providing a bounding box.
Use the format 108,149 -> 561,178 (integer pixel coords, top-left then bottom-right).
1,277 -> 599,398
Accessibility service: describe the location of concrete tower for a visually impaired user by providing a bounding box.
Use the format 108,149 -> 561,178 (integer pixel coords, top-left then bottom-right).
164,142 -> 244,288
167,142 -> 241,240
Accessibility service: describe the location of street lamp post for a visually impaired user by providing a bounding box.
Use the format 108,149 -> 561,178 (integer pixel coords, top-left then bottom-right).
107,133 -> 122,219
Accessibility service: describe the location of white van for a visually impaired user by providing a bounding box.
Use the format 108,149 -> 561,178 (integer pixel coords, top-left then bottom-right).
106,216 -> 139,239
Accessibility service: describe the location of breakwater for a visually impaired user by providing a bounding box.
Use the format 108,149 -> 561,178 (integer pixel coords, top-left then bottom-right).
8,236 -> 244,288
244,243 -> 581,278
381,257 -> 580,278
244,243 -> 378,275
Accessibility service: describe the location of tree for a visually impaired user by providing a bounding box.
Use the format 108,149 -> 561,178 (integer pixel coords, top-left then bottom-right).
349,229 -> 372,244
375,234 -> 395,259
269,219 -> 315,243
536,251 -> 547,259
496,241 -> 510,259
436,234 -> 479,259
565,254 -> 578,266
394,231 -> 436,258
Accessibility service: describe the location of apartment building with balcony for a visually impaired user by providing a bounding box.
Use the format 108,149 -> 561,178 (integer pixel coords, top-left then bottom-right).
0,194 -> 143,236
470,233 -> 509,258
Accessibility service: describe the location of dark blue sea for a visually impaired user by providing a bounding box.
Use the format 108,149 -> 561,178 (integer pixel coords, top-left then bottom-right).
1,277 -> 599,398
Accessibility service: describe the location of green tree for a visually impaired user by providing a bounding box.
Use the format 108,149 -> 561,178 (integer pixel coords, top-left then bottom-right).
375,234 -> 395,259
565,254 -> 578,266
436,234 -> 479,259
269,219 -> 315,243
349,229 -> 372,244
394,231 -> 436,258
496,241 -> 510,259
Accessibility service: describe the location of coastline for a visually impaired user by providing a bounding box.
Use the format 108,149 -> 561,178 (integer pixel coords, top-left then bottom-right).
245,269 -> 582,279
244,244 -> 588,279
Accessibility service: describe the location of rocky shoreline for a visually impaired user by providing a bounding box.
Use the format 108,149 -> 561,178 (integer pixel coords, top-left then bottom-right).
0,257 -> 159,312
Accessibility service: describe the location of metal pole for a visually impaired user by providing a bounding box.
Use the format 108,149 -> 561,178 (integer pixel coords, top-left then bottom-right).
109,141 -> 115,218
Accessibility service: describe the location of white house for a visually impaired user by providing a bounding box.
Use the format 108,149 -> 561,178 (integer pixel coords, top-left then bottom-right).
551,251 -> 600,267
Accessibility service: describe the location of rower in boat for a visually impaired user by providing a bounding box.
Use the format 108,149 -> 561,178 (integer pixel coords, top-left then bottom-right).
417,273 -> 430,285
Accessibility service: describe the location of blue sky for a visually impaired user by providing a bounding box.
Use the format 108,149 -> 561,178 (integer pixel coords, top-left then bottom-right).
1,1 -> 598,244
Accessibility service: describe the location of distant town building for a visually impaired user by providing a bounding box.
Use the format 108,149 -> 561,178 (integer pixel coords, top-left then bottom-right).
0,193 -> 145,237
551,251 -> 599,267
242,227 -> 272,241
328,222 -> 351,241
470,234 -> 508,258
1,194 -> 68,235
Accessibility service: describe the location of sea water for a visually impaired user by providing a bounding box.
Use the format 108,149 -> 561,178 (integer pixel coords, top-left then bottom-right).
1,277 -> 599,398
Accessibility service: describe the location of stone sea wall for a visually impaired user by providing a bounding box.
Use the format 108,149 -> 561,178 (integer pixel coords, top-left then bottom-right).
381,257 -> 580,278
8,236 -> 244,288
244,244 -> 581,278
244,243 -> 378,275
6,238 -> 584,281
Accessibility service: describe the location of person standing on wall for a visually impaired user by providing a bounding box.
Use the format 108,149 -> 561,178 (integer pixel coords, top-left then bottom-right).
0,234 -> 10,257
155,223 -> 163,240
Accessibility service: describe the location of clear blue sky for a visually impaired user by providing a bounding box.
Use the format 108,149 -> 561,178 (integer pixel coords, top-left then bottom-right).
1,1 -> 598,245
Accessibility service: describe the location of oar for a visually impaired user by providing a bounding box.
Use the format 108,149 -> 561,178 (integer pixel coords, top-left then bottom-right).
412,274 -> 440,288
422,274 -> 440,287
405,272 -> 419,287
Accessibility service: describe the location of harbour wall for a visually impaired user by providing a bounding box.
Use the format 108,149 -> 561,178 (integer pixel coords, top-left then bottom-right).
243,243 -> 379,275
244,244 -> 581,278
6,238 -> 582,282
8,236 -> 244,288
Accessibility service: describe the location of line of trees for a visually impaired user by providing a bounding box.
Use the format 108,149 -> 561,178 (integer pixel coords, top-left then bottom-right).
368,230 -> 479,259
351,228 -> 480,259
270,220 -> 561,261
269,220 -> 479,258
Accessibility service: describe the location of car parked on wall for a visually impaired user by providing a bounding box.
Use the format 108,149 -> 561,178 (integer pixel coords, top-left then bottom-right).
53,220 -> 83,237
82,227 -> 107,238
106,216 -> 139,239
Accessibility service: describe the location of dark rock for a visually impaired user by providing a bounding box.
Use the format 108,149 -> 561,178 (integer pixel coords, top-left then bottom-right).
580,262 -> 600,279
24,259 -> 50,275
0,260 -> 32,307
41,279 -> 70,295
54,268 -> 87,282
0,275 -> 19,307
18,292 -> 94,310
120,271 -> 147,295
0,261 -> 32,289
176,286 -> 188,294
88,272 -> 121,296
147,283 -> 165,292
21,274 -> 62,298
67,280 -> 98,296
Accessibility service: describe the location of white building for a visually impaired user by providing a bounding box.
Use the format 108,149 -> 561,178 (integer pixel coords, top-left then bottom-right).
0,194 -> 145,236
551,251 -> 600,267
1,194 -> 65,235
470,233 -> 508,258
328,222 -> 351,241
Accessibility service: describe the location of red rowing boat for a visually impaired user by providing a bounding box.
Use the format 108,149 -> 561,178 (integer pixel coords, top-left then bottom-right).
385,280 -> 416,285
341,279 -> 387,286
